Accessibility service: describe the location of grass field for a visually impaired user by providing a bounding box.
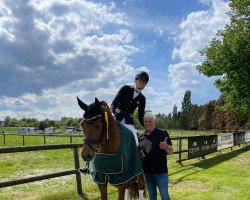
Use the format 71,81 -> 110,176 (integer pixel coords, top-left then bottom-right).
0,133 -> 249,200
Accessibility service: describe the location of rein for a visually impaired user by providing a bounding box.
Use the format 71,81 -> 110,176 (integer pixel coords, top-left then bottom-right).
83,111 -> 109,153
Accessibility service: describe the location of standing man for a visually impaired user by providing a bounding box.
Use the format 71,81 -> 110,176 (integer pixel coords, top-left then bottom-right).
110,71 -> 149,146
139,112 -> 173,200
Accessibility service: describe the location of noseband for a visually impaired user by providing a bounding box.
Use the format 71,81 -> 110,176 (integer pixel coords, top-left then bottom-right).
83,112 -> 109,154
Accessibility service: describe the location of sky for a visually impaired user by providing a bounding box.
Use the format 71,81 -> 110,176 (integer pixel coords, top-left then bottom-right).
0,0 -> 230,120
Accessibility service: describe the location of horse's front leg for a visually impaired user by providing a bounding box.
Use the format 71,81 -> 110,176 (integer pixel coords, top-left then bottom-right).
98,183 -> 108,200
118,183 -> 127,200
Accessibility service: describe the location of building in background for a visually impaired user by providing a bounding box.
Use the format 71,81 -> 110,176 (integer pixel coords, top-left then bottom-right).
17,127 -> 40,134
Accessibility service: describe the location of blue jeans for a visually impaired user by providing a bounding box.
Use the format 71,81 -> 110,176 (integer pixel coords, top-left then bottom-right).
145,173 -> 170,200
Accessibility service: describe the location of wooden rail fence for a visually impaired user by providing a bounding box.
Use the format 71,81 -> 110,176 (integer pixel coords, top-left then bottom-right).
0,134 -> 189,161
0,144 -> 83,195
1,133 -> 82,146
0,140 -> 187,194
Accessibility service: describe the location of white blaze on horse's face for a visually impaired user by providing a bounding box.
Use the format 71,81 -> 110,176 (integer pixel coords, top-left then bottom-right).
80,116 -> 104,161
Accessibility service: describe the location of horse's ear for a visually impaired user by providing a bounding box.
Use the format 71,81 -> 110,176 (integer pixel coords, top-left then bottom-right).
94,97 -> 103,112
77,97 -> 87,111
95,97 -> 100,105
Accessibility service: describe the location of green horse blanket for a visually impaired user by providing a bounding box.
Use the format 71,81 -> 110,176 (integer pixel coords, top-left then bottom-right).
87,121 -> 142,185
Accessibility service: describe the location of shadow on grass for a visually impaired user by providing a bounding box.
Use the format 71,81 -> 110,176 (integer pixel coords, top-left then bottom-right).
40,192 -> 90,200
170,147 -> 248,185
193,147 -> 248,169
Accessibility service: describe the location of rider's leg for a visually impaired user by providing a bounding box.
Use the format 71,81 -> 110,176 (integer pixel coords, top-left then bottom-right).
120,123 -> 139,146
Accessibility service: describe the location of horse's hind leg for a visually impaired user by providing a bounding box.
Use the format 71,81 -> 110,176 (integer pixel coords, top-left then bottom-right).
138,173 -> 146,200
118,183 -> 127,200
97,183 -> 108,200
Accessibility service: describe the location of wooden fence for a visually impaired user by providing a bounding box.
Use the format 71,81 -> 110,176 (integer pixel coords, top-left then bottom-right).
0,133 -> 189,162
0,144 -> 83,195
171,137 -> 188,163
0,140 -> 187,194
0,133 -> 82,146
2,132 -> 245,165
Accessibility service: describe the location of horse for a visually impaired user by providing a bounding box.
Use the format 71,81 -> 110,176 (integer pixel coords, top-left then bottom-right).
77,97 -> 146,200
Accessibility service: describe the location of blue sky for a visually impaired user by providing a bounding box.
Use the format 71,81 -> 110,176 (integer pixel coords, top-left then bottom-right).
0,0 -> 230,120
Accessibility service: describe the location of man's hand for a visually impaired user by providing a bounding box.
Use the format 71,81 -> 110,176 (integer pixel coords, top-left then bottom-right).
140,150 -> 145,158
159,137 -> 168,150
159,137 -> 173,155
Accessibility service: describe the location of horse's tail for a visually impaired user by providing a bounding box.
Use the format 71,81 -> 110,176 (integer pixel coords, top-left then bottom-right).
129,173 -> 147,199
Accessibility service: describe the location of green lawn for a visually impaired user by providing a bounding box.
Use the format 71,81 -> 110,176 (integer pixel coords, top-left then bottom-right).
0,134 -> 249,200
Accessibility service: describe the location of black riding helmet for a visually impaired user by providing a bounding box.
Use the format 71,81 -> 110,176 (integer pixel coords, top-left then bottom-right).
135,71 -> 149,83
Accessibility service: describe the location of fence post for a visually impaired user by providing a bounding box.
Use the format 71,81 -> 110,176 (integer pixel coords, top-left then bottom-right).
70,136 -> 73,144
178,138 -> 182,165
3,134 -> 6,145
22,135 -> 25,146
73,147 -> 83,195
43,135 -> 46,145
176,138 -> 179,152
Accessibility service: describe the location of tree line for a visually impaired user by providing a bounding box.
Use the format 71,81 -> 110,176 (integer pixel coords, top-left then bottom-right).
1,90 -> 249,131
151,91 -> 248,131
2,117 -> 80,130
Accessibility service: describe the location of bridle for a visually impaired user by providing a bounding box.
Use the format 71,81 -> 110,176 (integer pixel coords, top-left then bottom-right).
83,111 -> 109,154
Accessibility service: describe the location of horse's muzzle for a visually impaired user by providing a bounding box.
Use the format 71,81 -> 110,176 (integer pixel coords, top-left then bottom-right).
81,152 -> 94,161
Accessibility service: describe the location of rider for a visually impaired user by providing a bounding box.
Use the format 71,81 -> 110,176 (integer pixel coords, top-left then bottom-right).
110,71 -> 149,200
110,70 -> 149,146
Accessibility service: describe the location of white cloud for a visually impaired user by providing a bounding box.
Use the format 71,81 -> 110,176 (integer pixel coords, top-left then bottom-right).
0,0 -> 133,97
172,0 -> 230,62
0,0 -> 140,120
169,0 -> 230,108
144,86 -> 174,114
154,27 -> 164,37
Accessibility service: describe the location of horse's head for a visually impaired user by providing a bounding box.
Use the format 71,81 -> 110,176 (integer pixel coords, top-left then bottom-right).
77,97 -> 109,161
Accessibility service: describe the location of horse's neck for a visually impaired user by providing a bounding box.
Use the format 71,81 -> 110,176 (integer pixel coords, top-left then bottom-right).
99,115 -> 120,154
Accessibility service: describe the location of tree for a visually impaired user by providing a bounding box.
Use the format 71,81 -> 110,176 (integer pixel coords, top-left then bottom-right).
70,121 -> 80,128
37,121 -> 48,130
47,120 -> 56,127
172,105 -> 178,129
198,101 -> 216,130
66,118 -> 75,127
197,0 -> 250,118
156,113 -> 169,130
8,118 -> 19,127
4,116 -> 11,127
181,90 -> 192,129
188,104 -> 202,130
213,95 -> 248,131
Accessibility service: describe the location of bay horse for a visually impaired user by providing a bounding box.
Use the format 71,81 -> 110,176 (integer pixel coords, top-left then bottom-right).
77,97 -> 146,200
